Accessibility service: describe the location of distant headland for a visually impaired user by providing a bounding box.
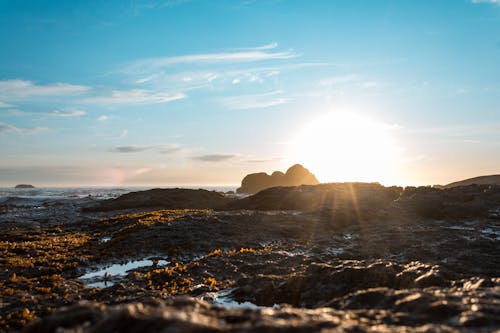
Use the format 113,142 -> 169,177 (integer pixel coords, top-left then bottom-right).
14,184 -> 35,189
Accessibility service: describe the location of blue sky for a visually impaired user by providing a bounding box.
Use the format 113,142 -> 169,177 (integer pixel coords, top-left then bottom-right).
0,0 -> 499,186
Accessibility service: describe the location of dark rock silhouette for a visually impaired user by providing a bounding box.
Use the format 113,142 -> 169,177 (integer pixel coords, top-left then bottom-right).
394,184 -> 500,219
229,183 -> 402,225
14,184 -> 35,189
83,188 -> 236,212
443,174 -> 500,188
236,164 -> 319,194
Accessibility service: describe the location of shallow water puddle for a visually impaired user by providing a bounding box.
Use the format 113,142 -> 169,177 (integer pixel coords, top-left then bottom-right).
99,236 -> 111,243
80,259 -> 169,288
209,289 -> 277,309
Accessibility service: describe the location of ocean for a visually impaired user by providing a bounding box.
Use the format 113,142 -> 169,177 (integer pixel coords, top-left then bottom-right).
0,186 -> 238,205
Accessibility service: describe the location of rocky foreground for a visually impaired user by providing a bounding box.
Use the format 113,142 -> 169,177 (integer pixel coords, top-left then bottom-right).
0,183 -> 499,332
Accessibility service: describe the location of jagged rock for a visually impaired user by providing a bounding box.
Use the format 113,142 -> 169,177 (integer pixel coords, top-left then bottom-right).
228,183 -> 402,225
394,184 -> 500,219
4,181 -> 500,332
236,164 -> 319,194
24,295 -> 493,333
83,188 -> 236,212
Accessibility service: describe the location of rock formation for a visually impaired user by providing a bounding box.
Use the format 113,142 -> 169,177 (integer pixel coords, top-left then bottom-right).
2,183 -> 500,332
83,188 -> 236,212
229,182 -> 402,225
14,184 -> 35,189
236,164 -> 319,194
443,174 -> 500,188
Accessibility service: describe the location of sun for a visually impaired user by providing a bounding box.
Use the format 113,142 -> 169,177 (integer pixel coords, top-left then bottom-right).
288,112 -> 400,185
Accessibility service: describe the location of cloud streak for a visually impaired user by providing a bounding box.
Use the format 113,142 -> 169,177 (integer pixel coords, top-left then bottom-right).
0,122 -> 49,135
238,42 -> 278,51
471,0 -> 500,5
192,154 -> 237,162
108,145 -> 157,153
81,89 -> 185,105
218,91 -> 291,110
0,79 -> 90,100
125,48 -> 297,74
47,109 -> 86,117
108,143 -> 181,153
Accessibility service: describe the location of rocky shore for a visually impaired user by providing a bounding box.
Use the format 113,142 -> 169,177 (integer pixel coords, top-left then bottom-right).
0,183 -> 499,332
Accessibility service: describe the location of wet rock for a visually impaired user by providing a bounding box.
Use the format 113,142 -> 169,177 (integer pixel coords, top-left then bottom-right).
236,164 -> 319,194
228,183 -> 402,224
23,296 -> 469,333
3,184 -> 500,332
83,188 -> 236,212
395,184 -> 500,219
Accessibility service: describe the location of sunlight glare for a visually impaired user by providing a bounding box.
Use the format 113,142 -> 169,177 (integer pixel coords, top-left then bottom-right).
289,112 -> 400,185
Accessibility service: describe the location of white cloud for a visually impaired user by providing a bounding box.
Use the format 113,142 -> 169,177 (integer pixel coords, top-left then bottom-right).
125,49 -> 297,74
108,143 -> 180,153
320,74 -> 360,86
0,79 -> 90,100
218,91 -> 291,110
471,0 -> 500,4
0,122 -> 49,135
320,74 -> 381,89
82,89 -> 185,105
0,101 -> 13,108
97,115 -> 112,121
6,108 -> 86,117
47,109 -> 86,117
118,129 -> 128,138
238,42 -> 278,51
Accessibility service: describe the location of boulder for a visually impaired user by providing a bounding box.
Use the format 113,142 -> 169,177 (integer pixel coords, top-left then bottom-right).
236,164 -> 319,194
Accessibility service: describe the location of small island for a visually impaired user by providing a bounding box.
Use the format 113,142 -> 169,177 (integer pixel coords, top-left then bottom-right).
14,184 -> 35,189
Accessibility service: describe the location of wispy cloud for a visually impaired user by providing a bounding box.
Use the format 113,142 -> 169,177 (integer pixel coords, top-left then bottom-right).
160,146 -> 184,155
125,48 -> 297,74
319,74 -> 381,89
0,122 -> 49,135
127,0 -> 191,15
47,109 -> 86,117
471,0 -> 500,5
218,90 -> 291,110
108,143 -> 180,153
81,89 -> 185,105
97,115 -> 112,121
0,101 -> 13,108
0,79 -> 90,100
6,108 -> 86,118
192,154 -> 237,162
108,145 -> 157,153
118,130 -> 128,138
238,42 -> 278,51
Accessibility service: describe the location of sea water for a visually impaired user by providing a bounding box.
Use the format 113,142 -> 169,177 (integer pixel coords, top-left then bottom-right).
0,186 -> 238,205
